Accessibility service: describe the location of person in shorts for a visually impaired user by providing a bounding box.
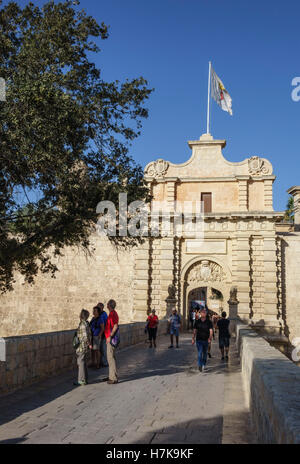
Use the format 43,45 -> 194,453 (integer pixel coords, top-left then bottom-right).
168,308 -> 181,349
217,311 -> 231,361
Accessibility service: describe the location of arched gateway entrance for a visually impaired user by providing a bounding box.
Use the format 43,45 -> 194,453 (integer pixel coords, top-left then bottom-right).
181,258 -> 232,327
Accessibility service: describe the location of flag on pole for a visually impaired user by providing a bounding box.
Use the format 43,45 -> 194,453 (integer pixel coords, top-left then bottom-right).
211,66 -> 233,116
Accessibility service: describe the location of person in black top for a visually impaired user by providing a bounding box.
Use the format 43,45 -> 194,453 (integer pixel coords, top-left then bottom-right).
217,311 -> 230,361
192,307 -> 213,372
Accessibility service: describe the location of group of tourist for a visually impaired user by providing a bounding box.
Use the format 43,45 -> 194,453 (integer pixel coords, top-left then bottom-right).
146,305 -> 231,372
191,307 -> 230,371
74,299 -> 231,386
74,299 -> 119,387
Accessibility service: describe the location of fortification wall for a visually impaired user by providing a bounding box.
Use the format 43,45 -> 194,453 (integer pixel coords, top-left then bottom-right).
280,232 -> 300,342
0,235 -> 135,337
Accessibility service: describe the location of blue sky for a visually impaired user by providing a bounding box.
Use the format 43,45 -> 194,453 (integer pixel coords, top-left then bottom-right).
14,0 -> 300,211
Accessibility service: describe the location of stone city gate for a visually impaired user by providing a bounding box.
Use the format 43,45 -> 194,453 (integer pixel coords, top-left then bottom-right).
133,133 -> 286,336
181,257 -> 231,323
0,134 -> 300,349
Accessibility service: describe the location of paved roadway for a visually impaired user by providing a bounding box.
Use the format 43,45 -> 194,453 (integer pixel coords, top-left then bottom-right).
0,332 -> 252,444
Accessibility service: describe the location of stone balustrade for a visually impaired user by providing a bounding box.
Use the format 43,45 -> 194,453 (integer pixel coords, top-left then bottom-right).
236,323 -> 300,444
0,320 -> 168,396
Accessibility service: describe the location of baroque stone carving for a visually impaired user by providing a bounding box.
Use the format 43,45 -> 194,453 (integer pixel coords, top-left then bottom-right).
248,156 -> 271,176
187,260 -> 226,283
145,159 -> 169,178
229,286 -> 238,304
167,284 -> 176,300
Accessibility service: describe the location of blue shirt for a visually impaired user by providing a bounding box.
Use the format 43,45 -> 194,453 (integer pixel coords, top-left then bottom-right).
100,311 -> 108,330
169,314 -> 181,329
90,316 -> 101,337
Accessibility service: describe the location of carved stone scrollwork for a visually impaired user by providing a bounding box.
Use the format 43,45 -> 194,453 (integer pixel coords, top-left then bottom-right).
187,260 -> 226,283
228,286 -> 238,304
145,159 -> 169,178
248,156 -> 272,176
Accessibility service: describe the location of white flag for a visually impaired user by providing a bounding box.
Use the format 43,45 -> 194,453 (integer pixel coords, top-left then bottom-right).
211,67 -> 233,116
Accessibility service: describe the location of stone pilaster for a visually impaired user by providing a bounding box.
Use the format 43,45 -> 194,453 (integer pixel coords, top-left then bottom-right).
132,241 -> 150,321
250,236 -> 264,321
165,180 -> 176,210
159,237 -> 176,317
173,237 -> 181,313
238,180 -> 248,211
149,238 -> 161,314
235,236 -> 251,321
276,236 -> 283,323
262,236 -> 281,331
264,179 -> 273,211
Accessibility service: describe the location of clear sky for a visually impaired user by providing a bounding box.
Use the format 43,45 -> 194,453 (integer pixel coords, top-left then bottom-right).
13,0 -> 300,211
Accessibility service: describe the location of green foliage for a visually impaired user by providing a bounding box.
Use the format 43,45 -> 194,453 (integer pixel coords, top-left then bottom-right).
0,0 -> 153,292
284,196 -> 294,222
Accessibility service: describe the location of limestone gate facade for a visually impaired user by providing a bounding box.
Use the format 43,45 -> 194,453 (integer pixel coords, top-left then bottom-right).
1,134 -> 299,343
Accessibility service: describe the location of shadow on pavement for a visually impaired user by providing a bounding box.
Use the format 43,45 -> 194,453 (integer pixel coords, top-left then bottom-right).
114,410 -> 252,444
0,333 -> 241,435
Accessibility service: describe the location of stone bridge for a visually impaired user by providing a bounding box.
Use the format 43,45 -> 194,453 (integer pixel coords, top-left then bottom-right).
0,323 -> 299,444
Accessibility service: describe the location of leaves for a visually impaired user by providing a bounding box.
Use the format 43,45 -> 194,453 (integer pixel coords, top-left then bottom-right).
0,0 -> 153,292
284,196 -> 294,223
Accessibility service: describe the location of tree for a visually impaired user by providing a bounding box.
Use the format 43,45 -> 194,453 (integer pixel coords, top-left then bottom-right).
0,0 -> 153,292
284,196 -> 294,222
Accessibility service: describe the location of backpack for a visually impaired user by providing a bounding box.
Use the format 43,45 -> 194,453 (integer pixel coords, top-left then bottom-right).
72,331 -> 80,350
110,327 -> 120,348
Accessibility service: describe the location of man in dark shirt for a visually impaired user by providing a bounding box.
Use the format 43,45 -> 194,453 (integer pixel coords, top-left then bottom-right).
192,307 -> 213,372
217,311 -> 231,361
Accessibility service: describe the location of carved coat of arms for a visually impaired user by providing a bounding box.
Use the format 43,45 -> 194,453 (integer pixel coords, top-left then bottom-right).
145,159 -> 169,178
188,260 -> 225,283
248,156 -> 271,176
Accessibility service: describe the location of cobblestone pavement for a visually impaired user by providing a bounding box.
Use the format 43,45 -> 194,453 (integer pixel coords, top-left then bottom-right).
0,333 -> 252,444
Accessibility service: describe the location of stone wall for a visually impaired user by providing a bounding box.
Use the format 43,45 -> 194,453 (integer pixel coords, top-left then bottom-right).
0,235 -> 135,337
0,320 -> 168,396
279,232 -> 300,342
236,323 -> 300,444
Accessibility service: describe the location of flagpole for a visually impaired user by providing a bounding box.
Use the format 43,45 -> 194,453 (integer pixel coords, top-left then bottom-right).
206,61 -> 211,134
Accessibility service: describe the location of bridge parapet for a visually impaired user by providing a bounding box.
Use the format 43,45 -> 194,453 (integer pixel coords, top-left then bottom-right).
236,322 -> 300,443
0,320 -> 168,396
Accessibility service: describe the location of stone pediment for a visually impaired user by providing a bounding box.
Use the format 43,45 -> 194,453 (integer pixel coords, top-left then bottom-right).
144,133 -> 273,181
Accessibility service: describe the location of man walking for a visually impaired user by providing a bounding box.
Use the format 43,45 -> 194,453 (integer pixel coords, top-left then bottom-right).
104,299 -> 119,384
168,308 -> 181,349
217,311 -> 231,361
192,307 -> 213,372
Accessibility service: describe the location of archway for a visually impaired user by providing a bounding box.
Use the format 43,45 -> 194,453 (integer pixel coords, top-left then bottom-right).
187,286 -> 225,328
181,258 -> 231,327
